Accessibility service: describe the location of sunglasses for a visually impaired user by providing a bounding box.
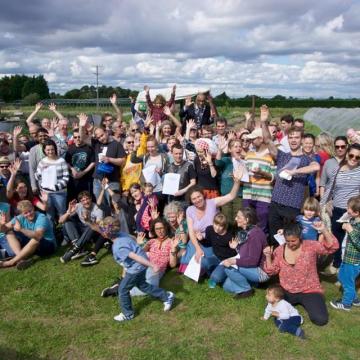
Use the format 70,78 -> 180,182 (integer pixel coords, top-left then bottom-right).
126,141 -> 134,144
348,153 -> 360,161
241,139 -> 250,142
73,136 -> 81,139
0,165 -> 9,168
335,145 -> 347,149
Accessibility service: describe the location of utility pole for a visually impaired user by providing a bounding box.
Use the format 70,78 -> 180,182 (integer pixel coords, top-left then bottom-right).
93,65 -> 101,110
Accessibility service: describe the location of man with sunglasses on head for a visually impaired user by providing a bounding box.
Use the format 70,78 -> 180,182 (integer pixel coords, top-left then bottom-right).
65,128 -> 95,202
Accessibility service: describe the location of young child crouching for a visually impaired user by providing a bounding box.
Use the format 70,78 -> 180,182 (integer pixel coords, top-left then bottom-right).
262,284 -> 305,339
99,217 -> 175,322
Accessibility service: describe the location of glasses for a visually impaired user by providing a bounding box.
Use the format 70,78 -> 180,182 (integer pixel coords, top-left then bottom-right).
335,145 -> 347,149
241,139 -> 250,143
0,165 -> 9,168
73,136 -> 81,139
126,141 -> 134,144
348,153 -> 360,161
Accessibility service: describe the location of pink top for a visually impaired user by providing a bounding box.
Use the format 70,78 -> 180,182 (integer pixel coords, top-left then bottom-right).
264,237 -> 339,294
146,238 -> 172,272
186,199 -> 218,237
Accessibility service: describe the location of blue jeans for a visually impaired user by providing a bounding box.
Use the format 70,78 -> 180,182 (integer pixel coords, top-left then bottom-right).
47,191 -> 67,222
93,179 -> 120,207
338,262 -> 360,306
130,267 -> 165,296
210,264 -> 228,284
223,267 -> 262,294
118,269 -> 169,318
274,316 -> 303,336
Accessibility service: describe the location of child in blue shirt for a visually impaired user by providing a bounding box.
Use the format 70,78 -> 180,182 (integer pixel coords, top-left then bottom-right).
296,197 -> 321,241
98,217 -> 175,322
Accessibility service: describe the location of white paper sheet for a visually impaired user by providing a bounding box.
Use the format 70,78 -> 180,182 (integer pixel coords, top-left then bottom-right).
162,173 -> 181,195
274,233 -> 286,246
41,165 -> 57,190
336,212 -> 351,223
184,255 -> 202,282
142,165 -> 160,186
220,254 -> 241,269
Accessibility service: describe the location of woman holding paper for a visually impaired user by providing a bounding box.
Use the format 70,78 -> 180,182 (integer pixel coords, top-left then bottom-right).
35,139 -> 69,222
184,166 -> 244,273
220,207 -> 269,299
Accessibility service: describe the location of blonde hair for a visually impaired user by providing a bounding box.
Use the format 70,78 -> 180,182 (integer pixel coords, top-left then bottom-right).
317,132 -> 334,157
213,213 -> 228,230
302,197 -> 320,216
17,200 -> 33,213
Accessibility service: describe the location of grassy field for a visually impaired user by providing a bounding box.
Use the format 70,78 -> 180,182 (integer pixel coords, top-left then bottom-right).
1,105 -> 321,135
1,247 -> 359,360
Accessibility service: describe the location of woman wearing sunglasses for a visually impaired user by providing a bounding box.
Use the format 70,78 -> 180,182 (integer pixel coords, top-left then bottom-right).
321,143 -> 360,270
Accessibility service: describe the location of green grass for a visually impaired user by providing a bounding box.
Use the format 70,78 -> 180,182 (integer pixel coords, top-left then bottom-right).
1,248 -> 359,360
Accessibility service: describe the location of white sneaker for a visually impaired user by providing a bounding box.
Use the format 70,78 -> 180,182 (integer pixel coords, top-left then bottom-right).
113,313 -> 134,322
321,264 -> 338,276
163,291 -> 175,312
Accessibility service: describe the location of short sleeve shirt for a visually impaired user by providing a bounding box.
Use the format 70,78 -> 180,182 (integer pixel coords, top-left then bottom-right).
11,212 -> 56,245
112,232 -> 148,274
271,150 -> 311,209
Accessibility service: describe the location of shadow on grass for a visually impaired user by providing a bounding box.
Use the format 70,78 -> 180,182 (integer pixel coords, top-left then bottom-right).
0,347 -> 52,360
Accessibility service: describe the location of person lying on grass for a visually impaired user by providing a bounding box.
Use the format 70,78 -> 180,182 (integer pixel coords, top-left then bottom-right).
96,216 -> 176,322
0,200 -> 56,270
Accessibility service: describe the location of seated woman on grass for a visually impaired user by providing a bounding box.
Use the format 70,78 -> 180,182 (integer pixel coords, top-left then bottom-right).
0,200 -> 56,270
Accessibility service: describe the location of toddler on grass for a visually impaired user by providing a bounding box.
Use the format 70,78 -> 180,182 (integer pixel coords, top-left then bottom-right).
262,284 -> 305,339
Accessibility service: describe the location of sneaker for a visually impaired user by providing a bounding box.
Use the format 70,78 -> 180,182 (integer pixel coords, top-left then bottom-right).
81,254 -> 99,266
60,246 -> 80,264
71,250 -> 89,260
104,241 -> 112,251
163,291 -> 175,311
114,313 -> 134,322
296,328 -> 306,340
208,279 -> 217,289
330,300 -> 351,311
352,298 -> 360,307
101,283 -> 120,297
233,289 -> 255,299
16,258 -> 34,270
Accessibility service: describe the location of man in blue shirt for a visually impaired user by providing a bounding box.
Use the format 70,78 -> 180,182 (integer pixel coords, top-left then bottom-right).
0,200 -> 56,269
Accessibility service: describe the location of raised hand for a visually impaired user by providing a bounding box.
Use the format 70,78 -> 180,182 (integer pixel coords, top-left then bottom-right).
109,93 -> 117,105
78,113 -> 88,128
218,137 -> 228,152
229,237 -> 239,249
185,96 -> 193,107
13,126 -> 23,138
147,196 -> 156,210
260,105 -> 270,122
136,232 -> 146,245
48,103 -> 57,112
9,158 -> 22,175
35,102 -> 43,112
129,95 -> 135,104
0,211 -> 7,226
101,177 -> 109,189
39,190 -> 48,203
68,199 -> 77,214
204,150 -> 212,165
14,218 -> 21,232
244,111 -> 252,121
144,85 -> 150,93
186,119 -> 196,130
172,84 -> 176,93
50,118 -> 58,130
150,206 -> 160,220
227,130 -> 236,141
144,114 -> 153,128
163,106 -> 171,116
312,220 -> 326,233
177,211 -> 184,225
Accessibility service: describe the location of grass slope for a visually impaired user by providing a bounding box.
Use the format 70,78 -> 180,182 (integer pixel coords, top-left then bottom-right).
1,248 -> 359,360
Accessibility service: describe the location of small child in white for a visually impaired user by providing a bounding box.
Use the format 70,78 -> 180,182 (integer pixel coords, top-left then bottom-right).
262,284 -> 305,339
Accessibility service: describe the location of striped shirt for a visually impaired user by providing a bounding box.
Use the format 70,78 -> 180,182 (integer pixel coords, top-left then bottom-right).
325,166 -> 360,209
35,157 -> 69,192
243,150 -> 276,203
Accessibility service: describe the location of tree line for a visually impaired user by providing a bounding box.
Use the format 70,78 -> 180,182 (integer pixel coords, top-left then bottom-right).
0,74 -> 359,108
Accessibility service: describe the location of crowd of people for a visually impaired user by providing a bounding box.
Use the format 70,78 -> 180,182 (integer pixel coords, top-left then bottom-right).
0,87 -> 359,337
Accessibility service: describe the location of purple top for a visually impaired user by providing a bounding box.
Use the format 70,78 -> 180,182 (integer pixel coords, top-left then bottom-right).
235,227 -> 268,268
186,199 -> 218,236
271,150 -> 311,209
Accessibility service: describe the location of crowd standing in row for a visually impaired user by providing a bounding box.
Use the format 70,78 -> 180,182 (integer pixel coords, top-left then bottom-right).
0,87 -> 360,338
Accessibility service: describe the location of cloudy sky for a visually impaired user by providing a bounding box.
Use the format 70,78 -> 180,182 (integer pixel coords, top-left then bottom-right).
1,0 -> 359,98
